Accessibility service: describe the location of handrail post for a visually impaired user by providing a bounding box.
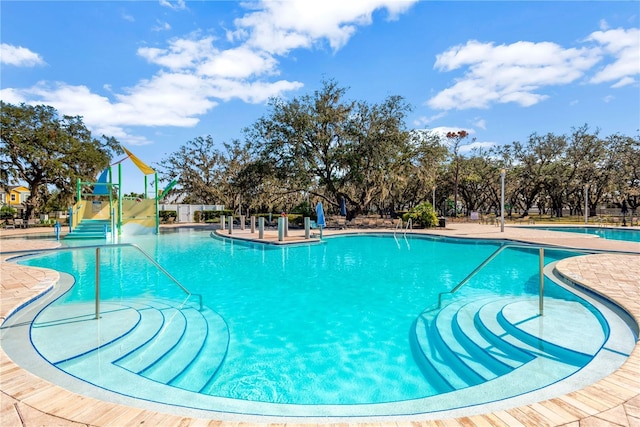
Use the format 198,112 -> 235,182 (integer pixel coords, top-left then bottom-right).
278,217 -> 284,241
95,247 -> 100,319
539,247 -> 544,316
304,217 -> 310,239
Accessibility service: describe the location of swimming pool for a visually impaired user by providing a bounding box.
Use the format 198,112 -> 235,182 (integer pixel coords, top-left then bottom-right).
527,226 -> 640,243
3,231 -> 637,419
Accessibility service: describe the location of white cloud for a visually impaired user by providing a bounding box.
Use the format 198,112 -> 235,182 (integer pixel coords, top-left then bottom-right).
428,40 -> 600,110
0,43 -> 45,67
0,88 -> 26,104
611,76 -> 635,88
474,118 -> 486,130
599,19 -> 609,31
428,26 -> 639,111
138,37 -> 216,70
461,140 -> 496,153
152,21 -> 172,32
1,2 -> 415,145
159,0 -> 185,11
587,27 -> 639,87
413,111 -> 447,126
198,46 -> 279,79
603,95 -> 615,103
233,0 -> 417,54
204,78 -> 303,103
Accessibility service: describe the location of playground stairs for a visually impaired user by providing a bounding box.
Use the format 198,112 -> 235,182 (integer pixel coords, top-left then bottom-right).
65,219 -> 111,240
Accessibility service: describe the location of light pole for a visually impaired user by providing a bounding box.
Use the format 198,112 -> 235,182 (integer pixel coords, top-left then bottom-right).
584,184 -> 589,225
500,168 -> 505,232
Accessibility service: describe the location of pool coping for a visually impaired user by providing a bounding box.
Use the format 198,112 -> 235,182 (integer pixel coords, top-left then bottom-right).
1,223 -> 639,426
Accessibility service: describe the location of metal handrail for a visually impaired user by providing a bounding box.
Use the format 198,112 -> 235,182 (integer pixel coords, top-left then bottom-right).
404,218 -> 413,236
428,242 -> 638,316
1,243 -> 203,316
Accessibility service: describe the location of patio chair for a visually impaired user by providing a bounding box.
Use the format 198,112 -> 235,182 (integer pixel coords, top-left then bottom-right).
4,219 -> 15,229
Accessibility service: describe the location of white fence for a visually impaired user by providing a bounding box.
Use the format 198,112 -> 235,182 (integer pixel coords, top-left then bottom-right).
159,204 -> 224,223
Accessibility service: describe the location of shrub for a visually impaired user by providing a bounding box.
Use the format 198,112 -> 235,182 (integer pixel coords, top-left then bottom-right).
291,201 -> 313,218
0,205 -> 16,219
202,210 -> 234,222
402,202 -> 438,228
159,210 -> 177,222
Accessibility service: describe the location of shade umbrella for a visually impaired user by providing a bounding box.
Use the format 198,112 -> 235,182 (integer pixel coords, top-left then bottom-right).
340,197 -> 347,216
316,202 -> 326,238
316,202 -> 326,228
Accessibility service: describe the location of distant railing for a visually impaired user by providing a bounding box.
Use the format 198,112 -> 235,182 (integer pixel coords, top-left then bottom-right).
1,243 -> 203,318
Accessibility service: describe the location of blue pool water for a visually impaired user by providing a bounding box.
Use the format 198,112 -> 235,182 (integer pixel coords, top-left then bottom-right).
527,226 -> 640,242
14,231 -> 636,415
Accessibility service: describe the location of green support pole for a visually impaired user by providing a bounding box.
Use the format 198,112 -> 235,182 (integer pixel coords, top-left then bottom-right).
155,173 -> 159,234
118,163 -> 123,235
144,175 -> 148,199
108,166 -> 113,230
76,178 -> 81,202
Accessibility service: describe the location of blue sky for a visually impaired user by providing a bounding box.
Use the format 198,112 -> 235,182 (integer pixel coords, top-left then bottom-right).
2,1 -> 639,194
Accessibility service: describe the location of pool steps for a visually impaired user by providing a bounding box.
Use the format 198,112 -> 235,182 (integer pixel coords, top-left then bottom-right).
118,306 -> 189,375
412,295 -> 607,393
64,219 -> 112,240
139,307 -> 209,384
33,298 -> 229,395
31,292 -> 626,407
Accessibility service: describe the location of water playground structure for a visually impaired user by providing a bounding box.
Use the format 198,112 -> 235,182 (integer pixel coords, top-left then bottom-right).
67,147 -> 177,239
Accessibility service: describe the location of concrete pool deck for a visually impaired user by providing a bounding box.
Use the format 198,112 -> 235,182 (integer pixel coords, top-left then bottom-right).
1,223 -> 639,426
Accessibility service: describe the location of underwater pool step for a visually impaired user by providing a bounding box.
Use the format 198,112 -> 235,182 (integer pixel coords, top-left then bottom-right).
45,298 -> 230,394
414,313 -> 470,390
436,298 -> 516,381
413,297 -> 531,390
32,302 -> 142,364
55,304 -> 170,373
414,296 -> 568,391
169,307 -> 230,393
455,298 -> 530,369
475,298 -> 606,366
496,299 -> 602,366
116,306 -> 188,373
431,301 -> 495,385
140,307 -> 208,383
106,299 -> 230,393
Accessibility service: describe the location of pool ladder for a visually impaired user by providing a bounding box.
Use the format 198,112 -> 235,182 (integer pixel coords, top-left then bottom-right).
393,218 -> 412,249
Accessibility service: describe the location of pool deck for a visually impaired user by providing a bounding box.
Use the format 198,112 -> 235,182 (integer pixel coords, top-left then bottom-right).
1,223 -> 639,426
